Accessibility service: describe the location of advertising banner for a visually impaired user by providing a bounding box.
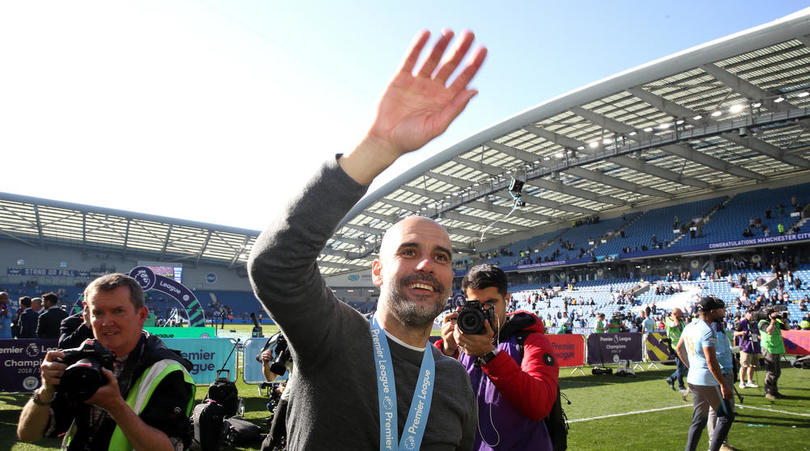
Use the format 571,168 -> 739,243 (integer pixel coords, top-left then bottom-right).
0,339 -> 58,392
130,266 -> 205,327
645,332 -> 674,362
243,337 -> 290,384
145,327 -> 217,338
546,334 -> 585,367
783,330 -> 810,356
163,338 -> 238,384
586,333 -> 643,364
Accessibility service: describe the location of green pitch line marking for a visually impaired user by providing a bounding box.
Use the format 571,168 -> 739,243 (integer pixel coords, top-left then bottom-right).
737,405 -> 810,418
569,405 -> 690,423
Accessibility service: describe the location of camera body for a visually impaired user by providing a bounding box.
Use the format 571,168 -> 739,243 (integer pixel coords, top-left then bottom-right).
57,339 -> 115,402
751,305 -> 788,323
256,333 -> 292,375
457,301 -> 495,335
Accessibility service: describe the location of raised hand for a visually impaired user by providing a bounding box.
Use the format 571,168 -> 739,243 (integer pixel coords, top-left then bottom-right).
340,29 -> 487,185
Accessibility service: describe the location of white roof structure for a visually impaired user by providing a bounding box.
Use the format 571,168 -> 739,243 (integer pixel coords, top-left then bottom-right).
319,9 -> 810,275
2,9 -> 809,275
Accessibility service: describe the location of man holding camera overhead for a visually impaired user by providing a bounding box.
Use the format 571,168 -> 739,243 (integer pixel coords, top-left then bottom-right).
759,308 -> 788,400
438,264 -> 560,451
17,273 -> 195,450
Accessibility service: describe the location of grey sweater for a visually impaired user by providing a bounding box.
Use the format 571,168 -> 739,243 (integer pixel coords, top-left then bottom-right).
248,157 -> 476,451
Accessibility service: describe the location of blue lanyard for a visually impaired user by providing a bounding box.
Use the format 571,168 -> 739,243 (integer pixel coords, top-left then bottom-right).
370,314 -> 435,451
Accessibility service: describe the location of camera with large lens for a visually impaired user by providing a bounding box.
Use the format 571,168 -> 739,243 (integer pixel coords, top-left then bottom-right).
751,305 -> 787,323
457,301 -> 495,335
256,333 -> 292,375
57,339 -> 114,402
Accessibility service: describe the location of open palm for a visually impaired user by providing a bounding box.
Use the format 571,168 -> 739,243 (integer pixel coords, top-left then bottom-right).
369,30 -> 487,156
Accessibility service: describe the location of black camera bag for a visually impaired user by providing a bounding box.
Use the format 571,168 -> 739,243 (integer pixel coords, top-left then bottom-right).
223,417 -> 262,446
190,399 -> 226,451
207,369 -> 239,418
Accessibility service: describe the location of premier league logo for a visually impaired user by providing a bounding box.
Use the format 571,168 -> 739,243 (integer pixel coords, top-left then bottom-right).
383,397 -> 393,410
26,343 -> 39,358
404,436 -> 416,450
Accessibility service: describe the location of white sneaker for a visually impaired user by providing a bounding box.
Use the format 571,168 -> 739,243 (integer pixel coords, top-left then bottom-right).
745,382 -> 759,388
739,382 -> 745,389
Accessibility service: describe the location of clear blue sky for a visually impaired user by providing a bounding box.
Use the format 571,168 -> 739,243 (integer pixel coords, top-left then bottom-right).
1,1 -> 807,230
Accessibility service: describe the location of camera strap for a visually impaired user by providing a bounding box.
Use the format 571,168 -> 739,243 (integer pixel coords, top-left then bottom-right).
370,314 -> 435,451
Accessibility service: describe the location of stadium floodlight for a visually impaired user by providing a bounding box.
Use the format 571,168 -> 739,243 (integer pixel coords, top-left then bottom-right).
659,122 -> 672,129
643,127 -> 654,132
797,91 -> 809,98
693,114 -> 703,120
577,145 -> 585,151
628,131 -> 637,136
711,110 -> 723,117
751,101 -> 762,108
602,138 -> 612,145
675,119 -> 685,125
729,104 -> 745,113
588,142 -> 599,149
774,95 -> 785,103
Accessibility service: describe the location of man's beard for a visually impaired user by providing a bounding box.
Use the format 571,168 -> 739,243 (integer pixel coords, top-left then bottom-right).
384,274 -> 447,329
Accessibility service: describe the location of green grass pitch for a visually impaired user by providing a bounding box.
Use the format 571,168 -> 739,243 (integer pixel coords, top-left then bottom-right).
2,324 -> 808,450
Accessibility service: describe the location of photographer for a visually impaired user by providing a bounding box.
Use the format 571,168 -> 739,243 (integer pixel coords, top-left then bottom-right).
733,309 -> 760,389
758,308 -> 788,399
17,273 -> 195,450
438,264 -> 559,450
259,332 -> 293,451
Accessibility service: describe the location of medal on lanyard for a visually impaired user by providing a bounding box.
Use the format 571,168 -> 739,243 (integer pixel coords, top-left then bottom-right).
370,314 -> 435,451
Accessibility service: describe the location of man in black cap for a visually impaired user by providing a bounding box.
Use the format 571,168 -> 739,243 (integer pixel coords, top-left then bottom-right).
675,296 -> 734,451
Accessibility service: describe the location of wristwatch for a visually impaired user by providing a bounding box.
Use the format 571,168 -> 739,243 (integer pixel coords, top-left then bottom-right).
31,389 -> 55,406
477,349 -> 499,366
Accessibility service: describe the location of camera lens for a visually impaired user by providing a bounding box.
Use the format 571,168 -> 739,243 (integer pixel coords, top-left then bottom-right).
458,309 -> 484,334
61,358 -> 106,401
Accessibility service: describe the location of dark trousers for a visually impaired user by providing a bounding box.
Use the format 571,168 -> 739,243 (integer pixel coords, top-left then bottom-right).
686,383 -> 734,451
763,350 -> 782,395
668,354 -> 687,389
261,397 -> 289,451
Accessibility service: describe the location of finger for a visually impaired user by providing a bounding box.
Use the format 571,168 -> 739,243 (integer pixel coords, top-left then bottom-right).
448,45 -> 487,93
434,89 -> 478,136
416,29 -> 454,79
434,30 -> 474,84
398,30 -> 431,75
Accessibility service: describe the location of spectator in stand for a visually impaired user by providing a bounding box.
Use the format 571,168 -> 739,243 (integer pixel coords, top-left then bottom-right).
800,314 -> 810,330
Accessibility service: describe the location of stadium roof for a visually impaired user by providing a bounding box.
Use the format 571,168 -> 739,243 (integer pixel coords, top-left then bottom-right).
318,9 -> 810,275
2,10 -> 810,276
0,192 -> 258,269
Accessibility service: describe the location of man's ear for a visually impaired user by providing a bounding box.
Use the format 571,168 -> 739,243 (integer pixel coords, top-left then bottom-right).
137,306 -> 148,326
505,292 -> 511,302
372,259 -> 384,287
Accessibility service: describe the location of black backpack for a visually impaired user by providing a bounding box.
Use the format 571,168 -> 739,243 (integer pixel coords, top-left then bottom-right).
190,339 -> 241,450
207,369 -> 240,418
190,400 -> 226,451
508,315 -> 570,451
